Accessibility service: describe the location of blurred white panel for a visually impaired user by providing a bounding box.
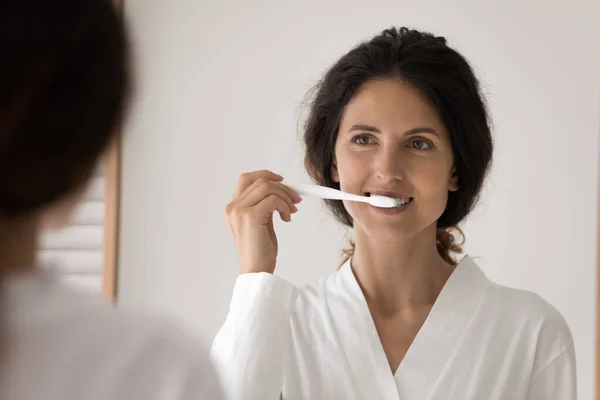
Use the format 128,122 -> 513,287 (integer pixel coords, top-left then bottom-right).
70,202 -> 105,225
37,158 -> 106,300
86,177 -> 105,202
38,250 -> 103,274
40,226 -> 103,251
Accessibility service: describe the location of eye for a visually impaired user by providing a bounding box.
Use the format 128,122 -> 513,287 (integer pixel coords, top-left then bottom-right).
351,135 -> 377,145
408,138 -> 432,150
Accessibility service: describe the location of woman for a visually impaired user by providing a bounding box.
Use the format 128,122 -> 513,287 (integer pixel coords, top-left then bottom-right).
0,1 -> 222,398
211,27 -> 576,399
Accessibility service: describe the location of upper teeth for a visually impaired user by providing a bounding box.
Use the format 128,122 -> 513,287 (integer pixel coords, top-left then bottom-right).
367,193 -> 412,207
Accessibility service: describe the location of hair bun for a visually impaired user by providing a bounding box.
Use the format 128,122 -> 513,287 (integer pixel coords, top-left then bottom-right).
436,226 -> 465,266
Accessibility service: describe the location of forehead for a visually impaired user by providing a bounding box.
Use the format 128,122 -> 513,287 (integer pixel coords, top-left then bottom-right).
340,78 -> 445,132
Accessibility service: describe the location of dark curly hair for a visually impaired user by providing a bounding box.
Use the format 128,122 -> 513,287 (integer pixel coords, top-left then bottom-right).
303,27 -> 493,265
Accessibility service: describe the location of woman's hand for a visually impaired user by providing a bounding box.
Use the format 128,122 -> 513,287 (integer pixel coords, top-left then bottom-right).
225,170 -> 302,274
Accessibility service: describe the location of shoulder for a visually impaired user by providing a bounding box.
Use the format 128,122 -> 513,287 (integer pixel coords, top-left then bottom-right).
460,257 -> 572,344
70,301 -> 223,398
291,262 -> 354,324
488,280 -> 572,338
295,267 -> 339,305
482,273 -> 574,375
6,273 -> 223,399
107,312 -> 223,398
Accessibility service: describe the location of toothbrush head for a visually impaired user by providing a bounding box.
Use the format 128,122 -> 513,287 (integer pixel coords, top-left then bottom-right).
367,195 -> 401,208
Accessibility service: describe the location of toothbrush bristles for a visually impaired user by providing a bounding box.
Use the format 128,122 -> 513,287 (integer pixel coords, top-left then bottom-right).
370,195 -> 400,208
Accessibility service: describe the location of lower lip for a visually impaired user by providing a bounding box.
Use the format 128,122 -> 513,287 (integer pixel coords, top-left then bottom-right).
370,199 -> 413,216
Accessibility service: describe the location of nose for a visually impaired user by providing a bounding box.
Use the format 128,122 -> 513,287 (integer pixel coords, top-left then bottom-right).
373,145 -> 405,181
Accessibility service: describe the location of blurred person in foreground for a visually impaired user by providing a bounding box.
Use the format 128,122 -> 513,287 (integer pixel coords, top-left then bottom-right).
0,1 -> 223,399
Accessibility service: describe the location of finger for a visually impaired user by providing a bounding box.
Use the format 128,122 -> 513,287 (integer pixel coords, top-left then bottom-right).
232,170 -> 284,200
255,194 -> 293,223
237,178 -> 298,213
278,182 -> 303,204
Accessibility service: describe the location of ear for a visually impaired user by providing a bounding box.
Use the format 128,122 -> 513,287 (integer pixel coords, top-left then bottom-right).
331,158 -> 340,183
448,168 -> 459,192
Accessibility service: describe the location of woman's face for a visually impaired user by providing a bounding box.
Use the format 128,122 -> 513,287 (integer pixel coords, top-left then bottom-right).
332,78 -> 457,241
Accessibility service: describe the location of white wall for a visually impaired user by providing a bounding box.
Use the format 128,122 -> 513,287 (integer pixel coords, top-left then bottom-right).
119,0 -> 600,397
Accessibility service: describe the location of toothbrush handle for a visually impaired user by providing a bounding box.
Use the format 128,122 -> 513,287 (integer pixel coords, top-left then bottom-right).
284,182 -> 366,203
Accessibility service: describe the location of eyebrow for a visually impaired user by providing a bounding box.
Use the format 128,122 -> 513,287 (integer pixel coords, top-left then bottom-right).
348,124 -> 439,137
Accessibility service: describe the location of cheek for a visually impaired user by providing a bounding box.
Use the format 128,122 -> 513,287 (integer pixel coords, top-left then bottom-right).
334,149 -> 372,222
335,150 -> 371,191
408,159 -> 452,210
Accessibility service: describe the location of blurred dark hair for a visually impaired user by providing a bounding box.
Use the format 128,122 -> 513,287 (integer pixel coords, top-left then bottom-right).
0,0 -> 129,217
303,27 -> 493,265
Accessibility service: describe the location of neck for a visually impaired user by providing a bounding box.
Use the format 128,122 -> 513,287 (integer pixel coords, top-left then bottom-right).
0,214 -> 39,275
351,224 -> 453,312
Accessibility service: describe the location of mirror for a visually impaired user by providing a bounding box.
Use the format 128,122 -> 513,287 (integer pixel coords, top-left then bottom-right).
116,1 -> 599,398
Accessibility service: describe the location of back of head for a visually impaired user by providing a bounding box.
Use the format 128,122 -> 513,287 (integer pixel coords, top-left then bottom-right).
0,0 -> 129,218
303,27 -> 493,265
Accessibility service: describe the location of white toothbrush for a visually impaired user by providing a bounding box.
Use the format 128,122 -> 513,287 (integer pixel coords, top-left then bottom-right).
284,182 -> 400,208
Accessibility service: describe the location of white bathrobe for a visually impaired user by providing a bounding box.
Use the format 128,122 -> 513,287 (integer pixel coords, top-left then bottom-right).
210,256 -> 576,400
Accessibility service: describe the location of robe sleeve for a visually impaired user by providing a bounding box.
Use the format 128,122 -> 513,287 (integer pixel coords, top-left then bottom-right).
210,273 -> 298,400
526,342 -> 577,400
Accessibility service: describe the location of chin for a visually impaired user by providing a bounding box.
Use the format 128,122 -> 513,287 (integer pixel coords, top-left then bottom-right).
352,214 -> 419,241
349,203 -> 438,242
